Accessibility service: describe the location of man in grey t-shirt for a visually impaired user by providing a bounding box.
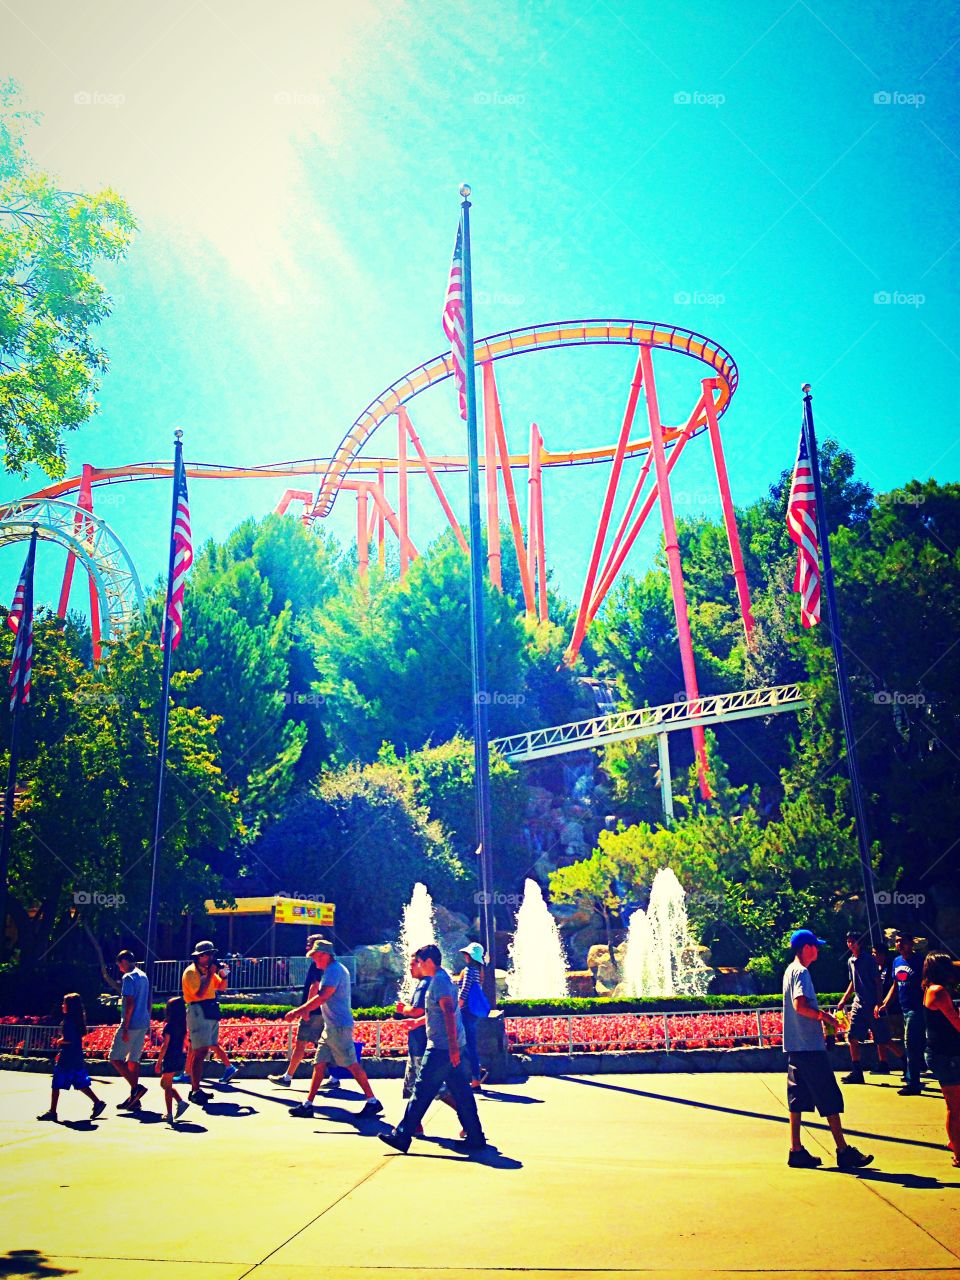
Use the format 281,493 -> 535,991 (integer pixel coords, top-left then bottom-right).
782,929 -> 872,1171
110,950 -> 151,1111
379,944 -> 486,1154
285,938 -> 381,1118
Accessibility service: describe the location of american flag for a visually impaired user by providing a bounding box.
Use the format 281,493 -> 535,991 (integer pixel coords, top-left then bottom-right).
165,454 -> 192,650
8,535 -> 36,711
441,221 -> 467,421
787,422 -> 821,627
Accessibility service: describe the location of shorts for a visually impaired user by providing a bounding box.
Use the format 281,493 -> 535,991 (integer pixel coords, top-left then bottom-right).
787,1051 -> 844,1117
186,1002 -> 220,1050
109,1025 -> 148,1063
848,1003 -> 890,1044
160,1046 -> 187,1076
296,1014 -> 326,1045
926,1050 -> 960,1088
313,1024 -> 358,1069
52,1066 -> 92,1091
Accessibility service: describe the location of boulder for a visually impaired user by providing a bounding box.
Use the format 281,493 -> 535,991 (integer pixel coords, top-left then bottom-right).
353,943 -> 397,986
567,970 -> 595,998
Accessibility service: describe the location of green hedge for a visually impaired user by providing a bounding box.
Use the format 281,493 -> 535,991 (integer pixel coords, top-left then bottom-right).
143,993 -> 845,1022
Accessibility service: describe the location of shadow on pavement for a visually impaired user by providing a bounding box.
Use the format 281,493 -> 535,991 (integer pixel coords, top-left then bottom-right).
478,1087 -> 544,1105
831,1167 -> 960,1191
58,1119 -> 96,1132
553,1074 -> 950,1153
200,1100 -> 257,1117
0,1249 -> 77,1277
424,1135 -> 523,1168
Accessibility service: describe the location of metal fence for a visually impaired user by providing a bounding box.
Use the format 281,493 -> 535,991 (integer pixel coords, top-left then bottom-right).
151,953 -> 357,996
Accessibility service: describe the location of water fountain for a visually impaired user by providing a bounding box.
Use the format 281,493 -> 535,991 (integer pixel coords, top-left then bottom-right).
506,878 -> 570,999
396,881 -> 436,1003
622,867 -> 711,997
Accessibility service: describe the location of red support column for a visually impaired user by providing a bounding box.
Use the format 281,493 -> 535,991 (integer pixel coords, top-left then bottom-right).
57,463 -> 95,619
702,377 -> 755,643
485,364 -> 536,616
531,424 -> 548,622
639,344 -> 710,797
357,485 -> 369,580
398,415 -> 410,579
481,365 -> 502,589
376,466 -> 386,571
399,407 -> 469,555
565,350 -> 644,664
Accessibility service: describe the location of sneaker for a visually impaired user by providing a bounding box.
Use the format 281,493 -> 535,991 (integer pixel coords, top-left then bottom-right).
219,1065 -> 238,1084
870,1062 -> 890,1075
269,1073 -> 292,1086
841,1070 -> 864,1084
175,1098 -> 190,1119
898,1084 -> 922,1096
454,1136 -> 488,1152
318,1076 -> 337,1090
128,1100 -> 142,1113
289,1102 -> 314,1117
188,1089 -> 211,1104
91,1100 -> 106,1120
173,1072 -> 190,1084
359,1098 -> 383,1116
377,1130 -> 409,1154
117,1094 -> 134,1110
130,1084 -> 147,1104
837,1145 -> 874,1171
788,1147 -> 823,1169
37,1110 -> 58,1122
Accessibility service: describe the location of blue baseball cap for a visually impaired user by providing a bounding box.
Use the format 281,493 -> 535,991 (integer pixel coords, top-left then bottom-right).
790,928 -> 826,951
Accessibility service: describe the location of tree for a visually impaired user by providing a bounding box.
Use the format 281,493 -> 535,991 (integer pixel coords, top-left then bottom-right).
0,80 -> 136,476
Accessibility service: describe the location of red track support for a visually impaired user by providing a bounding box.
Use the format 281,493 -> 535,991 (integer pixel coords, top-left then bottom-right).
702,377 -> 755,643
356,485 -> 369,580
274,489 -> 314,521
57,464 -> 103,661
565,350 -> 645,664
342,480 -> 417,563
376,466 -> 386,571
484,364 -> 536,617
482,368 -> 502,589
640,344 -> 709,797
528,423 -> 547,622
398,408 -> 469,555
398,414 -> 410,579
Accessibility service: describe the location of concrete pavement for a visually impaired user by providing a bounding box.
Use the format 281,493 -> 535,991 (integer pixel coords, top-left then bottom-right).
1,1065 -> 958,1278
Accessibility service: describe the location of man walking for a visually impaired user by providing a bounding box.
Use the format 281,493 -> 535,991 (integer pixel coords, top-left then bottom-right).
270,935 -> 329,1087
285,937 -> 382,1118
109,950 -> 151,1111
880,932 -> 927,1096
182,940 -> 227,1105
379,944 -> 487,1154
783,928 -> 873,1170
836,930 -> 904,1083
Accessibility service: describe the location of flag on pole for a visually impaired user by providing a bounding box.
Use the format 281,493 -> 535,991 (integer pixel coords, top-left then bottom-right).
787,422 -> 821,627
165,455 -> 192,650
7,537 -> 36,710
441,222 -> 467,421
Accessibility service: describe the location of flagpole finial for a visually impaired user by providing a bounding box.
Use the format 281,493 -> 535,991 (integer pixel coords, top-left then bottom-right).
801,383 -> 812,395
459,183 -> 472,198
174,429 -> 184,442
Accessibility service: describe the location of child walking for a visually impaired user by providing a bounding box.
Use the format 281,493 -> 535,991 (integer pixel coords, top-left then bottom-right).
155,996 -> 190,1125
37,994 -> 106,1123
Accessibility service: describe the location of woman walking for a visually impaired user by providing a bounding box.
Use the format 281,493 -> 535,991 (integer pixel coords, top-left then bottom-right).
457,943 -> 490,1091
37,994 -> 106,1123
922,952 -> 960,1167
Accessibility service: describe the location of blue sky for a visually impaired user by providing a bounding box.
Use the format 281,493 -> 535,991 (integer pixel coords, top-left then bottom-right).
2,0 -> 957,617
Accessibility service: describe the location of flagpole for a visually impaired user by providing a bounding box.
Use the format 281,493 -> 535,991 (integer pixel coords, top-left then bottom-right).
0,526 -> 37,957
144,431 -> 183,987
801,385 -> 880,946
460,184 -> 497,1004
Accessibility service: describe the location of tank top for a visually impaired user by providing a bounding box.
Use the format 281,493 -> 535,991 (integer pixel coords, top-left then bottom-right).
925,993 -> 960,1056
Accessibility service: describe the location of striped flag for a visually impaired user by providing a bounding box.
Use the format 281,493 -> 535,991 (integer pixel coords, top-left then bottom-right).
8,535 -> 36,710
165,455 -> 192,650
441,221 -> 467,421
787,422 -> 821,627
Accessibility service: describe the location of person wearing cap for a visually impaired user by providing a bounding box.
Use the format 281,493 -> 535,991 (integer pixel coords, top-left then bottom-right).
782,928 -> 873,1170
284,938 -> 382,1118
456,941 -> 490,1090
879,932 -> 927,1095
109,950 -> 151,1112
270,935 -> 330,1087
836,930 -> 904,1084
182,941 -> 228,1104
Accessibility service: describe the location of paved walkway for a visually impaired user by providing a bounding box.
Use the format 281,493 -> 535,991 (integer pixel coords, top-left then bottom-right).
1,1066 -> 958,1278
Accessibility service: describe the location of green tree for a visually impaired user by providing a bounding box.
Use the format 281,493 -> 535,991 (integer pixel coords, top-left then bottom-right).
0,80 -> 136,476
